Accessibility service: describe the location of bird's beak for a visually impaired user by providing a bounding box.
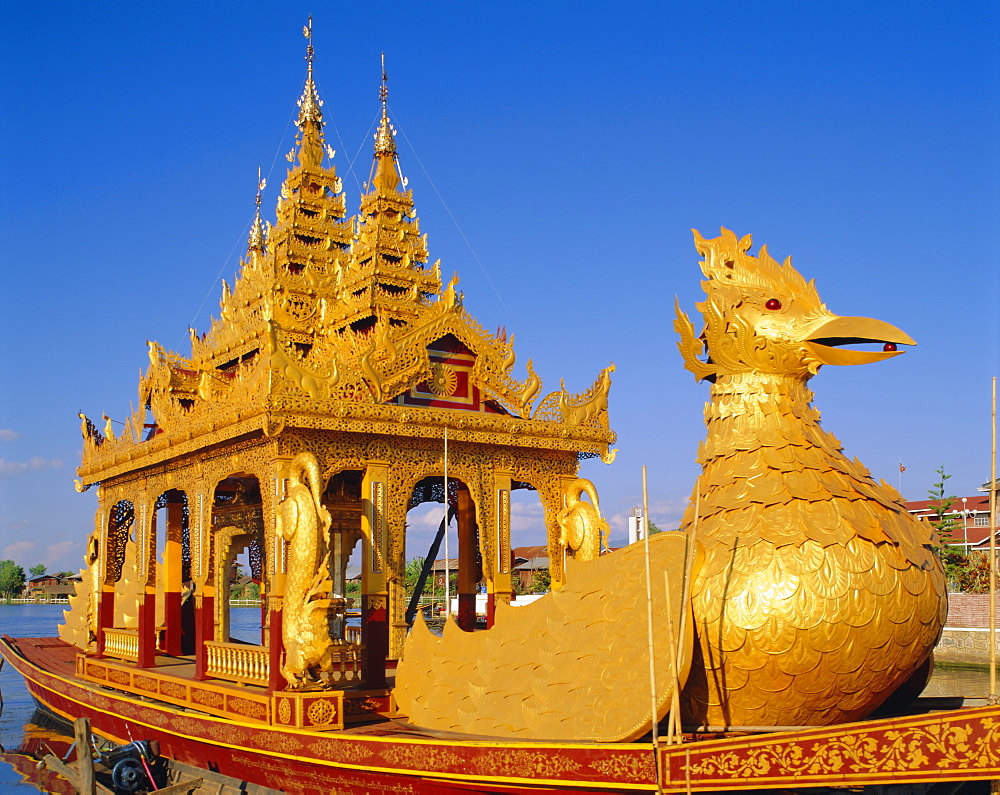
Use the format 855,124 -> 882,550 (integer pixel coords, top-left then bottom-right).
804,316 -> 915,366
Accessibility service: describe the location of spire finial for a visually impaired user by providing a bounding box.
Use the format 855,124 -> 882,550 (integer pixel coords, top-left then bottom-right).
380,52 -> 388,107
374,53 -> 397,156
248,167 -> 267,253
297,16 -> 323,127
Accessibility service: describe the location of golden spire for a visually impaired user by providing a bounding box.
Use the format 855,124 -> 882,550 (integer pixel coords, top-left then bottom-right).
247,167 -> 267,254
333,55 -> 438,332
371,54 -> 401,193
297,17 -> 323,125
295,17 -> 325,167
374,53 -> 397,156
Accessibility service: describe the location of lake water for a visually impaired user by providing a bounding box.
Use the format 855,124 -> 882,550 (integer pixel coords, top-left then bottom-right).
0,605 -> 996,792
0,604 -> 263,792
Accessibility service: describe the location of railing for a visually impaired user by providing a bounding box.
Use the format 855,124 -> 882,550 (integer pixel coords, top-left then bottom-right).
345,626 -> 362,645
103,628 -> 139,662
328,641 -> 363,684
204,639 -> 363,686
205,641 -> 269,686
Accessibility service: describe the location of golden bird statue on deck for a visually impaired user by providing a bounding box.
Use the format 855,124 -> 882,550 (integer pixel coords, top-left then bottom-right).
674,228 -> 946,728
393,228 -> 946,740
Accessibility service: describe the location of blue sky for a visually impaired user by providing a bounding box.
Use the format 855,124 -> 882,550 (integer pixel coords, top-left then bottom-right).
1,1 -> 998,572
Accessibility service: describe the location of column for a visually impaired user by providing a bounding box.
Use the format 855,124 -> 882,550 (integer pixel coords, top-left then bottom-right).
190,487 -> 212,679
267,575 -> 285,691
95,584 -> 115,657
456,486 -> 480,631
136,500 -> 156,667
488,473 -> 513,628
361,462 -> 389,687
161,497 -> 184,656
267,459 -> 291,691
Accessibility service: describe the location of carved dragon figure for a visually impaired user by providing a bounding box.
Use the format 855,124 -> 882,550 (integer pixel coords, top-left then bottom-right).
394,228 -> 946,740
275,452 -> 336,688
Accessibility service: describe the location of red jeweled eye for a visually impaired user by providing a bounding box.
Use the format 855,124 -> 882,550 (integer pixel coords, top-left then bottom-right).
883,343 -> 897,352
765,299 -> 781,310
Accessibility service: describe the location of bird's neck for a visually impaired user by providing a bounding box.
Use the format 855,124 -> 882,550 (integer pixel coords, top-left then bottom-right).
704,371 -> 834,451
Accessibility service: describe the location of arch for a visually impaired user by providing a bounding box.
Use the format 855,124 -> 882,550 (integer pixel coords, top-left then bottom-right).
404,474 -> 483,632
211,475 -> 265,647
213,524 -> 263,642
149,488 -> 194,657
322,469 -> 364,643
97,499 -> 139,658
105,500 -> 135,586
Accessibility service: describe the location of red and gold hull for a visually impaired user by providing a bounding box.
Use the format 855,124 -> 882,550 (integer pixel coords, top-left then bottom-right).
3,636 -> 998,793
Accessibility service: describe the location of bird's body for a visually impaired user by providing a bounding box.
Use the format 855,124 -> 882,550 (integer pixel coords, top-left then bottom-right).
675,229 -> 946,727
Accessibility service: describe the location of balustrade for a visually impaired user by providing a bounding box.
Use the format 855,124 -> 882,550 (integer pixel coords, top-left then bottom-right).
103,628 -> 139,662
205,641 -> 270,686
328,640 -> 363,684
103,634 -> 362,689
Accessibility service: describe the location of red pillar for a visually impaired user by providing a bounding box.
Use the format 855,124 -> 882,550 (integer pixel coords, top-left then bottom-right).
193,594 -> 214,680
136,591 -> 156,667
362,594 -> 388,688
268,600 -> 285,692
456,487 -> 480,632
161,500 -> 184,657
96,587 -> 115,657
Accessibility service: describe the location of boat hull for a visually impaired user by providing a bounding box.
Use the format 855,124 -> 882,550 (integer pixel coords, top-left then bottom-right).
4,636 -> 999,793
2,637 -> 657,794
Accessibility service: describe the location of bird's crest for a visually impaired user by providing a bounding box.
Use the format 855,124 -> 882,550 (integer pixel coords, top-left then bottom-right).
676,228 -> 830,380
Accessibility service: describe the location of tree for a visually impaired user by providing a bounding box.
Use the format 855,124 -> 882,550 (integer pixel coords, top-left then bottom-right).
648,521 -> 663,535
404,557 -> 426,595
955,551 -> 991,594
29,563 -> 46,577
529,568 -> 551,593
927,466 -> 962,547
0,560 -> 26,599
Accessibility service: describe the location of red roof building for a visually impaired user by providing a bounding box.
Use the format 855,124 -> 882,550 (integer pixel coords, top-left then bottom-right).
904,492 -> 998,552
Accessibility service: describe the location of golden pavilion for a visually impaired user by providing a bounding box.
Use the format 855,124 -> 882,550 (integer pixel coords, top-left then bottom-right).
62,29 -> 616,699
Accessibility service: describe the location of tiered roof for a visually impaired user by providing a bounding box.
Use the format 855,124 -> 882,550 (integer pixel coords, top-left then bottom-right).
77,35 -> 616,487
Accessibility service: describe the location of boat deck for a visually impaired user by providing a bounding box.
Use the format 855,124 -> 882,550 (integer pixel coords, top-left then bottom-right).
5,636 -> 420,738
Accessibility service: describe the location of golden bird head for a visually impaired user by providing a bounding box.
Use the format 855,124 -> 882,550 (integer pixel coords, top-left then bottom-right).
675,228 -> 915,381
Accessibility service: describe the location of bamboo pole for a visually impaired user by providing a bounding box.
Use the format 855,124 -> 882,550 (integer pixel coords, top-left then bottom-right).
640,466 -> 661,792
989,376 -> 996,704
443,427 -> 451,621
663,569 -> 682,744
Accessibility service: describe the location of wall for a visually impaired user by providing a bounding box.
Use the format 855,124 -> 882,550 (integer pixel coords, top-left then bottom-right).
934,593 -> 999,665
946,593 -> 996,629
934,628 -> 1000,666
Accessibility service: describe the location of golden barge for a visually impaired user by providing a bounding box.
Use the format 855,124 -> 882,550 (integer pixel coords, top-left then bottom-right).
3,20 -> 998,794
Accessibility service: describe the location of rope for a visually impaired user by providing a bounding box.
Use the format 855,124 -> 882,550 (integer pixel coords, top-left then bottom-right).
389,104 -> 513,324
188,107 -> 296,332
